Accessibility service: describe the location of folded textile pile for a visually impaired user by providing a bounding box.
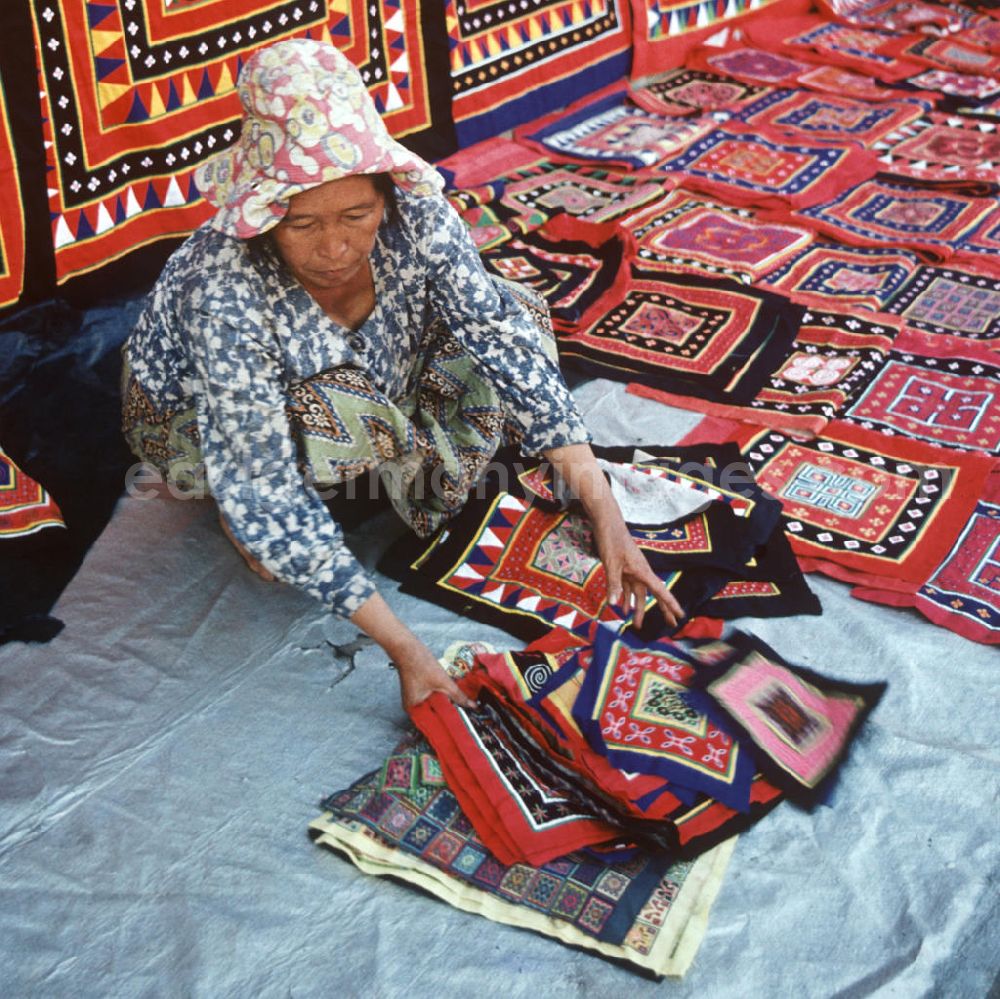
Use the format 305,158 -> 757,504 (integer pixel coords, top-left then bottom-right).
310,727 -> 736,978
378,446 -> 819,642
312,633 -> 885,976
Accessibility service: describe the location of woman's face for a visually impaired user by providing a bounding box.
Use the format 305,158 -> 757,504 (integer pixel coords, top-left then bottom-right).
271,175 -> 385,294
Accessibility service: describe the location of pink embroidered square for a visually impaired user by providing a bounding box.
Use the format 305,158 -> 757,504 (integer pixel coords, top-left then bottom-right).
707,650 -> 866,788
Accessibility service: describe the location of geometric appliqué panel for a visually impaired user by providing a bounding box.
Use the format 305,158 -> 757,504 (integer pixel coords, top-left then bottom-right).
844,353 -> 1000,454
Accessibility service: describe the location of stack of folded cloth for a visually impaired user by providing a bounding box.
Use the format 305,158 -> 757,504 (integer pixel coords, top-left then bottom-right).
378,445 -> 822,644
311,629 -> 885,976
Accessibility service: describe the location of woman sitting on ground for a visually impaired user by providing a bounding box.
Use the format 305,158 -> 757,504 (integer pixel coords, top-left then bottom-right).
122,38 -> 680,711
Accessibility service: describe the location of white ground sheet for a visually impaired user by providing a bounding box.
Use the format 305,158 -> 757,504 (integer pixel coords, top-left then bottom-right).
1,382 -> 996,997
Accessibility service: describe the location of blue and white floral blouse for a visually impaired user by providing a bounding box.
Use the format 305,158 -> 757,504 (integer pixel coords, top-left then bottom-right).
125,190 -> 590,617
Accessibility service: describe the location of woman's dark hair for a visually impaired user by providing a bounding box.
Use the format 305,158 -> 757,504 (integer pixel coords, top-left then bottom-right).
371,171 -> 398,220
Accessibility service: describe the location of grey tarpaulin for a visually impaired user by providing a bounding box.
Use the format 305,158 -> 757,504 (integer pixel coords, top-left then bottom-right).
1,381 -> 996,997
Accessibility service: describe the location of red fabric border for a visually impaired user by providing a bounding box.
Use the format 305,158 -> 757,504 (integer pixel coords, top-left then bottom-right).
628,0 -> 813,80
410,686 -> 623,866
680,416 -> 998,589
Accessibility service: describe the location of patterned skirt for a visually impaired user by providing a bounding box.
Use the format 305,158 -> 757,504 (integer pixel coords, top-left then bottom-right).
121,281 -> 554,538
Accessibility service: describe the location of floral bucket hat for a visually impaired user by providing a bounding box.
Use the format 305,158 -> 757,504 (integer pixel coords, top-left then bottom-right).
194,38 -> 444,238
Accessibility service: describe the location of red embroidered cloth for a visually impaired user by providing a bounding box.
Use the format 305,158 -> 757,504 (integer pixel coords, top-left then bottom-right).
628,188 -> 814,285
0,448 -> 65,538
411,683 -> 623,866
514,86 -> 721,171
448,0 -> 632,145
630,308 -> 902,436
557,266 -> 803,405
628,0 -> 811,79
871,112 -> 1000,183
840,336 -> 1000,455
476,648 -> 684,819
572,628 -> 757,811
732,88 -> 930,148
885,34 -> 1000,77
479,217 -> 626,328
654,126 -> 880,213
629,70 -> 769,116
793,178 -> 998,263
490,159 -> 674,232
759,242 -> 923,314
680,417 -> 997,590
31,0 -> 451,285
688,44 -> 820,87
743,15 -> 925,82
852,473 -> 1000,645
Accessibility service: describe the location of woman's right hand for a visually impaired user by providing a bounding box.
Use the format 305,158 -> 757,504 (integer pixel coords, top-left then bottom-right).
351,592 -> 476,712
395,647 -> 477,713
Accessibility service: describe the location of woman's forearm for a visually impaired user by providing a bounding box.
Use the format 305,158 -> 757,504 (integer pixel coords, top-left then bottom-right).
543,442 -> 623,529
351,590 -> 429,662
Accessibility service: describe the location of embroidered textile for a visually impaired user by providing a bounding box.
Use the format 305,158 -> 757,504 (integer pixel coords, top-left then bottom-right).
694,46 -> 817,87
853,474 -> 1000,645
31,0 -> 452,284
521,446 -> 784,575
572,628 -> 756,810
630,70 -> 769,116
682,417 -> 997,590
749,17 -> 921,82
0,448 -> 65,538
629,0 -> 797,79
654,127 -> 879,211
629,190 -> 813,285
436,138 -> 542,190
841,341 -> 1000,454
880,266 -> 1000,344
516,89 -> 721,170
557,268 -> 803,405
697,523 -> 822,620
818,0 -> 965,32
690,631 -> 886,804
760,242 -> 923,313
872,113 -> 1000,182
505,643 -> 788,842
794,179 -> 998,262
411,684 -> 626,865
957,213 -> 1000,270
480,220 -> 625,328
447,0 -> 631,145
797,64 -> 915,101
630,307 -> 901,436
382,490 -> 706,642
309,732 -> 737,977
0,86 -> 24,310
892,36 -> 1000,77
491,160 -> 671,231
733,89 -> 929,147
956,13 -> 1000,54
381,445 -> 781,640
474,648 -> 684,816
449,185 -> 516,252
909,70 -> 1000,105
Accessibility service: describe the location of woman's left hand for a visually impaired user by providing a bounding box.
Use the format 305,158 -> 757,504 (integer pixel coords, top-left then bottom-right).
592,517 -> 683,631
543,443 -> 685,632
